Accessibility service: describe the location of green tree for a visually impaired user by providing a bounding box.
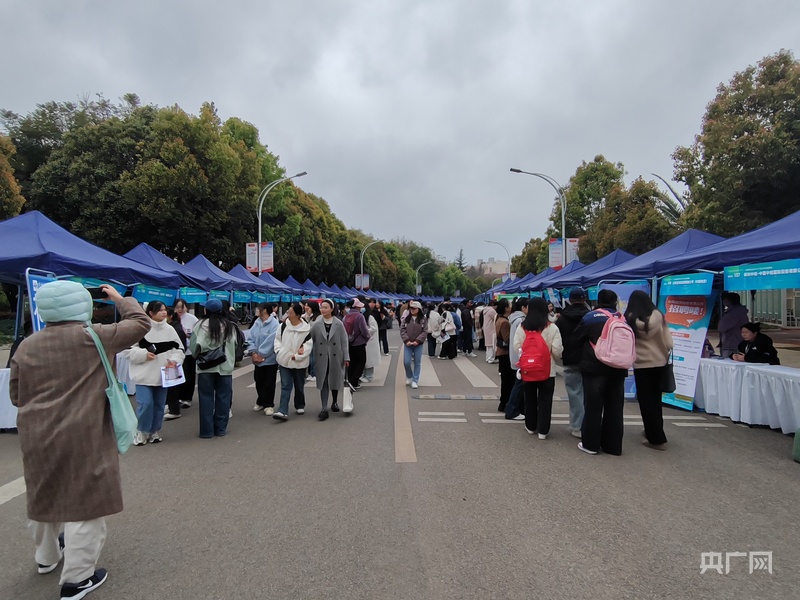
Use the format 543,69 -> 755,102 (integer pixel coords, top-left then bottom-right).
0,135 -> 25,219
454,248 -> 467,272
510,237 -> 546,276
673,50 -> 800,236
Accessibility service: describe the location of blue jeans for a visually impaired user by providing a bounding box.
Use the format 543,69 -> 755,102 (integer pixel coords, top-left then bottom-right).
135,385 -> 167,434
197,373 -> 233,438
563,366 -> 585,431
504,377 -> 524,419
278,367 -> 306,415
308,351 -> 316,377
403,344 -> 424,383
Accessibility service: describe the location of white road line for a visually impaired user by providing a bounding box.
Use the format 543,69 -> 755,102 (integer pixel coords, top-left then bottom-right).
418,411 -> 465,416
673,423 -> 727,428
417,355 -> 442,387
0,477 -> 26,506
233,364 -> 254,379
453,358 -> 498,388
418,418 -> 468,423
361,353 -> 391,387
664,415 -> 706,420
478,412 -> 506,417
395,358 -> 417,463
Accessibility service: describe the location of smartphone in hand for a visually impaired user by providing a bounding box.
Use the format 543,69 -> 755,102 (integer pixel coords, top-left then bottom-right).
87,287 -> 108,299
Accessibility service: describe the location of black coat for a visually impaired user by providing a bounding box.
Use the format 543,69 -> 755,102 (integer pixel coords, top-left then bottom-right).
737,333 -> 780,365
573,307 -> 629,377
556,303 -> 590,366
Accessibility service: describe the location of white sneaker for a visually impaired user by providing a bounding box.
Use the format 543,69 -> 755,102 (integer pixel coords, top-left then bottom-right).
164,412 -> 181,420
272,411 -> 288,421
524,427 -> 536,435
571,429 -> 582,439
264,407 -> 275,416
538,433 -> 547,440
306,375 -> 316,382
360,376 -> 369,383
578,442 -> 598,455
133,431 -> 148,446
229,409 -> 233,418
512,414 -> 525,421
253,404 -> 265,412
296,408 -> 305,415
468,352 -> 477,358
406,378 -> 411,386
411,381 -> 419,389
149,431 -> 163,443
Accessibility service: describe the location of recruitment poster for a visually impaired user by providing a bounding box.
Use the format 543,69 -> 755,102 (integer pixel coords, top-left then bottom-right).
658,282 -> 717,411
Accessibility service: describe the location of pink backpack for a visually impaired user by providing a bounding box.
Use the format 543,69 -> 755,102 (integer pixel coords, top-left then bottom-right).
590,309 -> 636,369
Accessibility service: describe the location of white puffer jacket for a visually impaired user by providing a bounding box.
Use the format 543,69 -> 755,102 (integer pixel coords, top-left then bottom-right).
125,319 -> 185,386
274,318 -> 312,369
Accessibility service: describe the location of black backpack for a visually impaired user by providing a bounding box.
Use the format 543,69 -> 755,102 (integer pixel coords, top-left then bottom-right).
233,324 -> 246,363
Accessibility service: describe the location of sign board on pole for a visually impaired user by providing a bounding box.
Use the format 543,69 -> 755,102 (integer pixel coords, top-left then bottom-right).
246,243 -> 257,272
566,238 -> 580,263
355,274 -> 370,290
415,284 -> 422,295
724,258 -> 800,291
548,238 -> 563,270
25,268 -> 56,332
246,242 -> 274,272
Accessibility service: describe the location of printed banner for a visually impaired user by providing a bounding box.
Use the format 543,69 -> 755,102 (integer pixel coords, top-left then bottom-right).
659,273 -> 714,297
355,274 -> 370,290
178,287 -> 208,304
132,285 -> 177,305
658,291 -> 718,411
548,238 -> 563,270
26,269 -> 57,332
209,290 -> 232,301
245,242 -> 274,273
566,238 -> 580,263
251,292 -> 267,303
724,259 -> 800,291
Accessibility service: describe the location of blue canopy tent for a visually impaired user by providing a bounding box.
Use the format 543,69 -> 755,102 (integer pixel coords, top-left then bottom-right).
329,284 -> 346,298
185,255 -> 257,291
534,260 -> 586,289
518,268 -> 558,292
258,271 -> 295,294
227,265 -> 274,293
284,275 -> 304,294
317,282 -> 334,295
653,210 -> 800,275
581,230 -> 725,286
301,279 -> 322,296
499,273 -> 535,294
0,212 -> 188,288
541,249 -> 635,289
124,243 -> 228,291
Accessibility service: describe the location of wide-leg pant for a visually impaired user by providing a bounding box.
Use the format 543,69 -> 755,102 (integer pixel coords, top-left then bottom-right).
29,518 -> 107,585
581,372 -> 626,455
634,366 -> 668,445
523,377 -> 555,434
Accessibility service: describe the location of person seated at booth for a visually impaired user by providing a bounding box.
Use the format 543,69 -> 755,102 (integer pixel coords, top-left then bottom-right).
732,322 -> 780,365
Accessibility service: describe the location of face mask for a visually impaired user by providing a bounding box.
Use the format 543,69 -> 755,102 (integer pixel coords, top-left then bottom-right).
360,307 -> 366,313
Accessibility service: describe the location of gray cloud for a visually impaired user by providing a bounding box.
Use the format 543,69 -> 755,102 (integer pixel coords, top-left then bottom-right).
3,0 -> 799,268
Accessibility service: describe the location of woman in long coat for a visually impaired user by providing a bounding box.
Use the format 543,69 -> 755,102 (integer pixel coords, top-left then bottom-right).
310,299 -> 350,420
10,281 -> 150,594
363,300 -> 381,382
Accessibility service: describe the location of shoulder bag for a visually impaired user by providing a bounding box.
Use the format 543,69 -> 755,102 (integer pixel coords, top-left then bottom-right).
661,351 -> 676,393
86,327 -> 137,454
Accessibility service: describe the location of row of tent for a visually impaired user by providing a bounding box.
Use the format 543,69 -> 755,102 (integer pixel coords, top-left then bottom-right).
485,209 -> 800,296
0,211 -> 458,304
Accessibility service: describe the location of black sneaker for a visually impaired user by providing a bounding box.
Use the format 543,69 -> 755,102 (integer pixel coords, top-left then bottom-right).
318,410 -> 329,421
60,568 -> 107,599
37,533 -> 65,574
331,402 -> 340,413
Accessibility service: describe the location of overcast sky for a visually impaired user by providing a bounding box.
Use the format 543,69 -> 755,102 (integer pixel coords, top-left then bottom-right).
3,0 -> 799,267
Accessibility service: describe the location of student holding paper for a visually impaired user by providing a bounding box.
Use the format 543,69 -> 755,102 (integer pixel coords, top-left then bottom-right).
124,301 -> 185,446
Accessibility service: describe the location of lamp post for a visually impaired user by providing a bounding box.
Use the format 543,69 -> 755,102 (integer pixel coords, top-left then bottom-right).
415,261 -> 433,294
257,171 -> 307,274
510,168 -> 567,267
359,240 -> 381,291
484,239 -> 511,280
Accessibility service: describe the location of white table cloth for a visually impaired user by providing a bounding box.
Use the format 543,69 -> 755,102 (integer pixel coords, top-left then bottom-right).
694,359 -> 747,421
0,368 -> 18,429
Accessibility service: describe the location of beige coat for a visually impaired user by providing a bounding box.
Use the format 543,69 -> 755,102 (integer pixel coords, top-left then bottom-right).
10,298 -> 150,522
514,322 -> 564,378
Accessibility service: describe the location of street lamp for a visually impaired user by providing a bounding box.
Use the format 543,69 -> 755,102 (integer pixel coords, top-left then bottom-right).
257,171 -> 307,274
510,168 -> 567,267
484,239 -> 511,280
359,240 -> 382,291
415,261 -> 433,294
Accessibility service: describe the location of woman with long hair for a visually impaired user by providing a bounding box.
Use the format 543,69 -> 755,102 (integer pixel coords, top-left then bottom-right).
514,297 -> 563,440
172,298 -> 198,409
495,299 -> 514,412
164,307 -> 188,420
309,299 -> 350,420
125,301 -> 185,445
377,301 -> 391,355
189,299 -> 237,438
273,303 -> 312,421
400,301 -> 428,389
625,290 -> 674,450
304,301 -> 321,381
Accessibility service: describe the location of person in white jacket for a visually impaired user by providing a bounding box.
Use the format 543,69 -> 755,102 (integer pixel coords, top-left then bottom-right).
273,303 -> 312,421
426,303 -> 442,357
513,297 -> 563,440
362,298 -> 381,382
125,301 -> 185,445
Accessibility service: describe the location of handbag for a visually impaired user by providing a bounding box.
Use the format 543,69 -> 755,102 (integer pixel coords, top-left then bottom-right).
86,327 -> 137,454
661,352 -> 676,393
196,346 -> 226,370
342,385 -> 354,413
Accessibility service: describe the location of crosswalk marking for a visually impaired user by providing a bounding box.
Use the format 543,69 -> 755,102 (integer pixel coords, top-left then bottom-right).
418,355 -> 442,387
361,353 -> 391,387
415,394 -> 499,400
418,418 -> 468,423
673,423 -> 727,428
453,358 -> 498,388
418,411 -> 465,416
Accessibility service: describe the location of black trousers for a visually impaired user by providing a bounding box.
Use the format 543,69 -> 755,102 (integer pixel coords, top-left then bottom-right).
348,344 -> 367,386
427,334 -> 438,357
253,363 -> 279,408
440,336 -> 457,359
634,366 -> 668,445
460,326 -> 474,353
379,329 -> 389,354
166,354 -> 196,415
581,372 -> 626,455
497,354 -> 515,408
523,377 -> 555,434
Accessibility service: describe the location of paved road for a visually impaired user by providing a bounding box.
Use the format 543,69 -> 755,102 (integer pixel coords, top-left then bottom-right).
1,328 -> 797,599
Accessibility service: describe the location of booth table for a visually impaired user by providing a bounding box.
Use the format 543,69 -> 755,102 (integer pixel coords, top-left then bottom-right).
0,368 -> 17,429
695,358 -> 800,434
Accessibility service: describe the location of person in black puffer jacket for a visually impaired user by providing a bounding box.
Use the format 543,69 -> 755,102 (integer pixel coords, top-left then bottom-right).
556,288 -> 590,438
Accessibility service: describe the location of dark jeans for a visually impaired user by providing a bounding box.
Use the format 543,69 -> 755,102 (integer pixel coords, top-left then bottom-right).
348,344 -> 367,386
379,329 -> 389,354
497,354 -> 515,408
460,326 -> 474,353
523,377 -> 555,434
167,355 -> 196,415
504,377 -> 525,419
427,334 -> 438,357
634,366 -> 668,445
198,373 -> 233,438
440,335 -> 457,359
253,363 -> 279,408
278,366 -> 306,414
581,372 -> 626,455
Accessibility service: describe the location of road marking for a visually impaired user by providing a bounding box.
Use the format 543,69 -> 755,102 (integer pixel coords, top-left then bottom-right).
453,358 -> 498,388
361,353 -> 391,387
418,355 -> 442,387
478,412 -> 506,417
673,422 -> 727,428
417,418 -> 468,423
0,477 -> 26,506
394,358 -> 417,463
480,419 -> 648,426
414,394 -> 499,400
664,415 -> 707,420
233,364 -> 254,379
418,411 -> 465,416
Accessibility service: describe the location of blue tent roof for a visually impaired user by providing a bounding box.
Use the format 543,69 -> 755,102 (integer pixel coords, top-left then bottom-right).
124,243 -> 227,290
301,278 -> 322,295
499,273 -> 535,294
329,284 -> 346,297
284,275 -> 304,292
317,282 -> 334,295
545,249 -> 636,288
653,210 -> 800,275
185,255 -> 256,291
519,268 -> 558,291
258,271 -> 294,294
534,260 -> 586,289
582,229 -> 725,285
0,212 -> 188,288
227,265 -> 273,293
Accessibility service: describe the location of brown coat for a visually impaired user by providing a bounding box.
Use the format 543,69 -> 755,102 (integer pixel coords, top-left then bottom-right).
10,298 -> 150,522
